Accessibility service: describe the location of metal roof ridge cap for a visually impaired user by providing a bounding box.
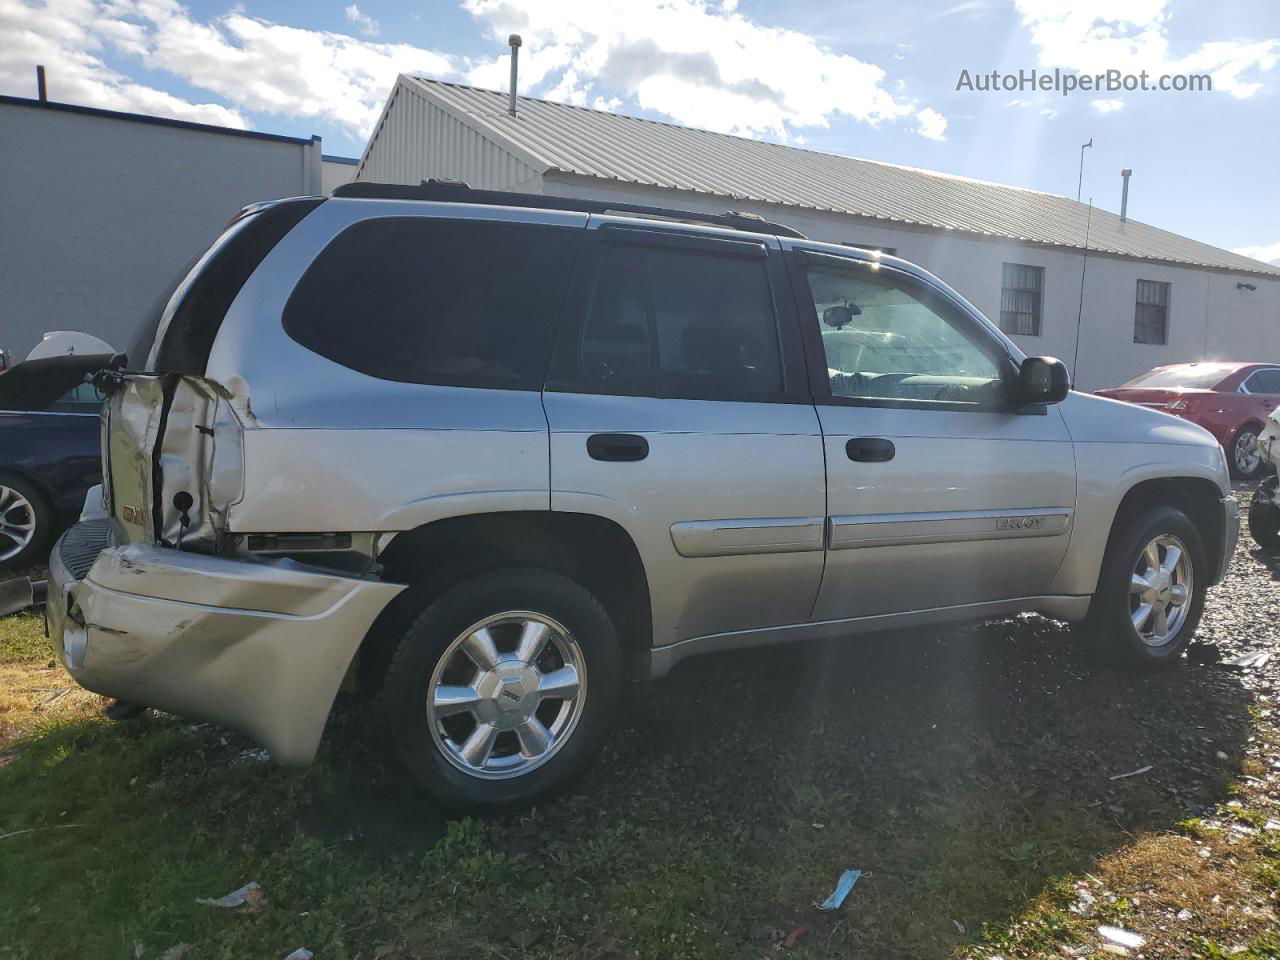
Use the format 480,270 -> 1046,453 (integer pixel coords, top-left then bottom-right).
404,77 -> 554,175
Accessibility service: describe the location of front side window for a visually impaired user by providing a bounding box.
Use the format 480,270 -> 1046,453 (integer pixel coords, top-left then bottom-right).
1134,279 -> 1171,345
999,262 -> 1044,337
284,218 -> 581,389
806,261 -> 1006,407
551,239 -> 783,401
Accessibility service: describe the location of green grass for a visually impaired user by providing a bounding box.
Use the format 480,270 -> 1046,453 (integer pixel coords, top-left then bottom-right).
0,612 -> 48,663
1,607 -> 1276,960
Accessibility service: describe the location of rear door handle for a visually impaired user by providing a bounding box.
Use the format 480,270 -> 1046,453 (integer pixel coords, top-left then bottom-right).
587,433 -> 649,462
846,437 -> 895,462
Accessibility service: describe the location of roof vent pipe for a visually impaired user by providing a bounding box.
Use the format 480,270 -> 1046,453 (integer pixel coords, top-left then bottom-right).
36,65 -> 47,102
507,34 -> 522,117
1120,167 -> 1132,223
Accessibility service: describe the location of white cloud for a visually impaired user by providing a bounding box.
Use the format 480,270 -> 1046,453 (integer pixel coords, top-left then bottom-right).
1091,97 -> 1125,113
1,0 -> 943,146
1014,0 -> 1279,99
0,0 -> 457,137
915,106 -> 947,140
1231,241 -> 1280,267
461,0 -> 940,141
344,3 -> 378,37
0,0 -> 246,125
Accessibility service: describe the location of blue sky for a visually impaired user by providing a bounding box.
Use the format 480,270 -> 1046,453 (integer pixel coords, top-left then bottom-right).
2,0 -> 1277,262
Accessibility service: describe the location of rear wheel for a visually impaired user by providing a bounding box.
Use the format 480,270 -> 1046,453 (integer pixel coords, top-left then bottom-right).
0,473 -> 51,572
1229,426 -> 1264,479
379,567 -> 621,813
1248,477 -> 1280,550
1080,505 -> 1207,669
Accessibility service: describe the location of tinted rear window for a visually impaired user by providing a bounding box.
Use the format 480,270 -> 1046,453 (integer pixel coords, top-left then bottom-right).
1121,365 -> 1235,389
283,218 -> 581,390
547,238 -> 783,401
150,199 -> 323,373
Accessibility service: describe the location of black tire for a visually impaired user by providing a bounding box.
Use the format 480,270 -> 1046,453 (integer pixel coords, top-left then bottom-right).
1248,477 -> 1280,550
1228,426 -> 1265,480
1080,505 -> 1208,670
378,566 -> 622,814
0,472 -> 53,572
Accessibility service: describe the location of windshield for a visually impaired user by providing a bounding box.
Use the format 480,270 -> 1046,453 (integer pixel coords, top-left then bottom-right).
1121,364 -> 1234,389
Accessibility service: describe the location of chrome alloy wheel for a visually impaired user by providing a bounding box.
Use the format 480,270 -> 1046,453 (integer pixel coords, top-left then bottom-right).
427,612 -> 586,780
1234,431 -> 1261,475
1129,534 -> 1193,646
0,484 -> 36,563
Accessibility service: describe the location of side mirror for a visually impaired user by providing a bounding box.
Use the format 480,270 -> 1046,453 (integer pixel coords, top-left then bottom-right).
1015,356 -> 1070,406
822,304 -> 861,328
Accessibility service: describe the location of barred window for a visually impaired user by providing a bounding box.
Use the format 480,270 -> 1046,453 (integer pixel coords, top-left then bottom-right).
999,263 -> 1043,336
1134,279 -> 1171,345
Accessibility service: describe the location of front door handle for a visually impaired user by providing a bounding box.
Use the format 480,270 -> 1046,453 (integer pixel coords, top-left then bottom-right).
846,437 -> 895,462
587,433 -> 649,462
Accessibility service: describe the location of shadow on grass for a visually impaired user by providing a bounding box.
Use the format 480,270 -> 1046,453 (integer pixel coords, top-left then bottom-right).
0,614 -> 1254,960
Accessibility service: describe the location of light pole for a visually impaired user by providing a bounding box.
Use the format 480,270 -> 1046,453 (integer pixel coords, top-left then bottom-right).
1076,138 -> 1093,202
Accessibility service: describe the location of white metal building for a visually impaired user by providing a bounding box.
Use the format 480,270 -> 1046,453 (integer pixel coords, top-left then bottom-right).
0,96 -> 357,360
355,76 -> 1280,390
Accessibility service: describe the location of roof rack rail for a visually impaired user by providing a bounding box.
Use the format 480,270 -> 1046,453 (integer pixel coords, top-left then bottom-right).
330,180 -> 807,239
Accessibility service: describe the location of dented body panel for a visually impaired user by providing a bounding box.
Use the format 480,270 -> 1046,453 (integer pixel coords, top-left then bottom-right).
48,529 -> 403,764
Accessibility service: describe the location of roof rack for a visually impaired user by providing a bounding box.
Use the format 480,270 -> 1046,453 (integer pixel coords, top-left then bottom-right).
331,180 -> 807,239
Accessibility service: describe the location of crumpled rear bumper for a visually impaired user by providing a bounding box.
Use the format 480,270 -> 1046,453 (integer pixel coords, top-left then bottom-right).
48,520 -> 403,765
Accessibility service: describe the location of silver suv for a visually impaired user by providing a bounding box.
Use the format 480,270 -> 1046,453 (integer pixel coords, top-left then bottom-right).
47,183 -> 1237,811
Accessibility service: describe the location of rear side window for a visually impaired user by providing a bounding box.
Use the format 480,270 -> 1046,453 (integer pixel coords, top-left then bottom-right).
1244,369 -> 1280,394
549,238 -> 783,401
283,218 -> 581,390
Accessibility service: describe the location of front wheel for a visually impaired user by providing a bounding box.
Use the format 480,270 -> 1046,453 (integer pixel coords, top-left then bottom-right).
1080,505 -> 1207,669
1248,477 -> 1280,550
1229,427 -> 1264,480
379,567 -> 622,813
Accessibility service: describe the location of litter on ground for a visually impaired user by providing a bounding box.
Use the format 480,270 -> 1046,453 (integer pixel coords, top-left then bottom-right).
818,869 -> 862,910
195,881 -> 265,910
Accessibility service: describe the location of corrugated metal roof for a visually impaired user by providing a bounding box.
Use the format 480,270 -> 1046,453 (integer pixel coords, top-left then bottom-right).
401,77 -> 1279,278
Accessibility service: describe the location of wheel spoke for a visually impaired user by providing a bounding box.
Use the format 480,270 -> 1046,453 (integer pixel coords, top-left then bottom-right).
461,628 -> 500,671
1151,604 -> 1169,638
1130,573 -> 1153,597
1144,542 -> 1161,572
1160,545 -> 1182,576
1131,601 -> 1153,632
516,621 -> 551,663
433,685 -> 481,718
458,722 -> 498,768
538,665 -> 580,700
1169,583 -> 1189,607
515,717 -> 552,757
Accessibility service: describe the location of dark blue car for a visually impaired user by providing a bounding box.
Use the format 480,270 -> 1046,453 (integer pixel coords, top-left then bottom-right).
0,355 -> 108,571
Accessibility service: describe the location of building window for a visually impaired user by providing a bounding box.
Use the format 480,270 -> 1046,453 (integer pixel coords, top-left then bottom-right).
1134,279 -> 1171,345
999,263 -> 1044,336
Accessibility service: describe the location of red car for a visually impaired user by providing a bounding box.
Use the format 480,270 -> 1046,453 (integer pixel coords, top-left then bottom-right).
1096,362 -> 1280,479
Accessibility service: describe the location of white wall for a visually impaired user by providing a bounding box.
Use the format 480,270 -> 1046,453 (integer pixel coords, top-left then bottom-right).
0,102 -> 325,361
544,175 -> 1280,390
321,157 -> 358,196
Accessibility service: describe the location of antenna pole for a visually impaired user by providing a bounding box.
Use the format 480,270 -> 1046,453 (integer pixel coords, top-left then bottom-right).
1071,199 -> 1094,381
1076,138 -> 1092,202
